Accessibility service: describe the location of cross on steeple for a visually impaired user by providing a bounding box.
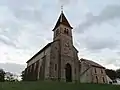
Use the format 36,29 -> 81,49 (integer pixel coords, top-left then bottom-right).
60,5 -> 63,22
61,5 -> 63,13
52,6 -> 73,31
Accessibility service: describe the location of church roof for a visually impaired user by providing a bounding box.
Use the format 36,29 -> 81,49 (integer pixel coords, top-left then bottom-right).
26,42 -> 52,63
80,58 -> 105,69
52,12 -> 73,31
73,46 -> 79,53
26,40 -> 60,63
26,39 -> 77,63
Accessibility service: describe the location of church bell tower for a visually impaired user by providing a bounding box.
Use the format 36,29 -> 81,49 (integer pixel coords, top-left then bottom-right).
53,10 -> 73,42
51,8 -> 79,82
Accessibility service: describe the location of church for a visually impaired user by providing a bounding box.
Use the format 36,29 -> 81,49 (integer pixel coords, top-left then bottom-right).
24,10 -> 108,84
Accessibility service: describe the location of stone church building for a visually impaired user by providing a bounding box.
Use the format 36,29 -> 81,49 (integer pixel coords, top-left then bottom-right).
24,10 -> 107,83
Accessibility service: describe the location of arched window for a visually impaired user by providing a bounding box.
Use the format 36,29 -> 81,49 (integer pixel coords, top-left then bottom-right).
95,68 -> 97,73
101,69 -> 103,73
96,76 -> 98,83
55,64 -> 57,71
102,77 -> 105,83
64,28 -> 69,35
64,28 -> 67,33
66,29 -> 69,35
75,68 -> 76,74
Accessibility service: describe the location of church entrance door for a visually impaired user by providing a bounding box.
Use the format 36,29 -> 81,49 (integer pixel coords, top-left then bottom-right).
65,63 -> 72,82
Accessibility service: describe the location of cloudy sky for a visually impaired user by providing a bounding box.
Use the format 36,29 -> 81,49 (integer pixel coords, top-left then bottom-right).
0,0 -> 120,74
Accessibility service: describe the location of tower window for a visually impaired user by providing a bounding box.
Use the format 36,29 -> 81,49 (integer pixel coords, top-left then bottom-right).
64,28 -> 67,33
64,30 -> 66,33
66,30 -> 69,35
64,28 -> 69,35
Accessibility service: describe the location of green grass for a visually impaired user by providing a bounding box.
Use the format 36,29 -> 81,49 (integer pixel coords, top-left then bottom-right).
0,81 -> 120,90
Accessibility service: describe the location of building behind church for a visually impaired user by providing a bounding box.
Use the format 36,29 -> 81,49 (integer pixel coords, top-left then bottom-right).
24,10 -> 107,84
80,58 -> 107,83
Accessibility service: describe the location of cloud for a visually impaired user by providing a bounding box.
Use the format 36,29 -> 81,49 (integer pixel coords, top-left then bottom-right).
76,5 -> 120,33
74,3 -> 120,70
0,35 -> 16,47
0,0 -> 43,23
14,8 -> 42,22
0,0 -> 50,50
82,36 -> 119,51
101,57 -> 120,70
117,52 -> 120,55
58,0 -> 78,6
75,29 -> 120,52
0,63 -> 26,75
0,0 -> 53,67
58,0 -> 71,5
0,0 -> 41,9
75,16 -> 120,51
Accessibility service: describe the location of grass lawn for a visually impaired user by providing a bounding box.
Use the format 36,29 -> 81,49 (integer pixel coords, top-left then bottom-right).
0,81 -> 120,90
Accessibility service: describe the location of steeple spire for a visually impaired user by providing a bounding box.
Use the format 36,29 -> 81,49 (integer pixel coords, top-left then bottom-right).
60,5 -> 63,22
52,6 -> 73,31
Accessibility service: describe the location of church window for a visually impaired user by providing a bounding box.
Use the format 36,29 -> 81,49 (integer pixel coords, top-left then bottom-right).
101,69 -> 103,73
55,64 -> 57,71
50,62 -> 52,65
95,68 -> 97,73
75,68 -> 76,74
96,76 -> 98,83
79,64 -> 81,72
64,28 -> 67,33
30,65 -> 32,72
34,63 -> 36,71
102,77 -> 105,83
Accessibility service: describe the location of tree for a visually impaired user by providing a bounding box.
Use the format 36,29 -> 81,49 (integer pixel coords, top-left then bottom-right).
116,69 -> 120,79
21,70 -> 25,81
5,72 -> 15,82
105,69 -> 117,80
0,69 -> 5,82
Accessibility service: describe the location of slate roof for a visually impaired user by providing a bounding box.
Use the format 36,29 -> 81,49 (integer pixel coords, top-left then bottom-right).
53,12 -> 73,31
26,42 -> 53,63
80,58 -> 105,69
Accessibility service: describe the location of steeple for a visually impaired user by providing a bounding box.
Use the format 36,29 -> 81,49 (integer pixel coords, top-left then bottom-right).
52,8 -> 73,31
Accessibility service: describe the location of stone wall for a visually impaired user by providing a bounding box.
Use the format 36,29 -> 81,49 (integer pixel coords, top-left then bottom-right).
26,45 -> 51,81
49,41 -> 59,80
92,67 -> 107,84
80,61 -> 107,84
